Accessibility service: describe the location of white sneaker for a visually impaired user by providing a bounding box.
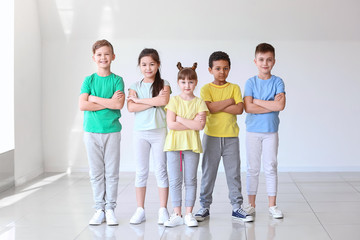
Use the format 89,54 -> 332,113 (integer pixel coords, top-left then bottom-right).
269,206 -> 284,219
105,209 -> 119,226
158,207 -> 169,225
89,209 -> 105,225
130,207 -> 146,224
242,203 -> 256,216
184,213 -> 198,227
164,213 -> 184,227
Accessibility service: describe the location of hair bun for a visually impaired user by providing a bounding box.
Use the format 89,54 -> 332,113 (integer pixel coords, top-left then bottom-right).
177,62 -> 183,71
191,62 -> 197,70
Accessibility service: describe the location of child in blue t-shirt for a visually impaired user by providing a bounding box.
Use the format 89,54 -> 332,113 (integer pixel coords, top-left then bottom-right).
243,43 -> 286,219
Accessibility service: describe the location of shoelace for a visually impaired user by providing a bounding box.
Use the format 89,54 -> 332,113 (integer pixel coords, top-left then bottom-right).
198,209 -> 208,215
236,208 -> 248,216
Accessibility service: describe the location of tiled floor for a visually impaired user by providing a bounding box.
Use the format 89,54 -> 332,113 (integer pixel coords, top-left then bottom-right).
0,172 -> 360,239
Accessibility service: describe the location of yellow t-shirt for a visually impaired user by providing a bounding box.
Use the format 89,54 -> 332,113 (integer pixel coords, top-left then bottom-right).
164,96 -> 209,153
200,82 -> 243,137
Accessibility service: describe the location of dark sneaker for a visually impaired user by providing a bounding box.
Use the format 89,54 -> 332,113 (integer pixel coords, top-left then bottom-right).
194,208 -> 210,222
232,208 -> 254,222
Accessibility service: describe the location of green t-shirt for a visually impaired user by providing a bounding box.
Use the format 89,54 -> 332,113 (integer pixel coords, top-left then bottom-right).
80,73 -> 124,133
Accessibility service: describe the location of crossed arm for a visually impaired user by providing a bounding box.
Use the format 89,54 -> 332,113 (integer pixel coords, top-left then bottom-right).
167,110 -> 207,131
244,92 -> 286,114
127,86 -> 170,112
79,90 -> 125,111
205,98 -> 244,115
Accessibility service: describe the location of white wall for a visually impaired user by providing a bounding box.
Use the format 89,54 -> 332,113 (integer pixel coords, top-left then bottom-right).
0,0 -> 15,191
34,0 -> 360,172
14,0 -> 43,185
0,0 -> 14,154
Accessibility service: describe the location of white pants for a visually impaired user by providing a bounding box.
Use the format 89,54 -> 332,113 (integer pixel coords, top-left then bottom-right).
246,132 -> 279,196
134,128 -> 168,188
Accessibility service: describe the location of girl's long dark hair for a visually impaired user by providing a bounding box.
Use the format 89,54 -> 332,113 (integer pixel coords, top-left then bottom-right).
138,48 -> 164,97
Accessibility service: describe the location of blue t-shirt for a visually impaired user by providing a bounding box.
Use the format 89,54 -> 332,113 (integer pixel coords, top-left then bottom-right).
244,75 -> 285,133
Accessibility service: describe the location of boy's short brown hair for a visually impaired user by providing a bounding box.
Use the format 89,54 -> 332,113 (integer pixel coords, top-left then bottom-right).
92,39 -> 114,54
255,43 -> 275,58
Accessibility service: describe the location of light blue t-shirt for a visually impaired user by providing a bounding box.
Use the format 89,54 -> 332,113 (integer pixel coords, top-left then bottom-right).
129,80 -> 171,131
244,75 -> 285,133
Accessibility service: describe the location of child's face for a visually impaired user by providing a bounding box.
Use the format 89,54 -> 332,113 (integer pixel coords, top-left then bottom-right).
254,52 -> 275,76
92,46 -> 115,69
209,60 -> 230,83
140,56 -> 159,80
178,78 -> 197,95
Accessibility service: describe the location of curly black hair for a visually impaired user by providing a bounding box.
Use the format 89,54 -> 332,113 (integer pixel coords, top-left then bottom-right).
208,51 -> 231,68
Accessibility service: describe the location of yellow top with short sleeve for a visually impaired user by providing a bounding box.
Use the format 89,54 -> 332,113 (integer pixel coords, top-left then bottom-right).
164,96 -> 209,153
200,82 -> 243,137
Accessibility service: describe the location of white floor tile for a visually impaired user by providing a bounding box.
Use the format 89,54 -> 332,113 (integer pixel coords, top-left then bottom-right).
323,224 -> 360,240
0,172 -> 359,239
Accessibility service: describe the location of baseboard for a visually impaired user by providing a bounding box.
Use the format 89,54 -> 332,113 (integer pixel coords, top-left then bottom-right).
15,167 -> 43,186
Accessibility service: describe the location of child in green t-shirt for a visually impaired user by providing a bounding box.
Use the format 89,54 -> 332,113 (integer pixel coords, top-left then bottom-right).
79,39 -> 125,226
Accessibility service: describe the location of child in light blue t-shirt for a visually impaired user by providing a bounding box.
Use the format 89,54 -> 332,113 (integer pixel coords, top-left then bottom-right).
243,43 -> 286,219
127,48 -> 171,225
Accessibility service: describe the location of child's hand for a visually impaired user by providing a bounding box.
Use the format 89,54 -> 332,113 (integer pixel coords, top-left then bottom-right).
229,98 -> 235,105
175,115 -> 183,123
275,93 -> 284,101
112,90 -> 124,99
88,95 -> 95,103
194,114 -> 205,122
159,89 -> 169,96
158,88 -> 170,99
127,95 -> 139,103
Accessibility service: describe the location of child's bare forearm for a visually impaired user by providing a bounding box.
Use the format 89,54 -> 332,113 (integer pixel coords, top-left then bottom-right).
79,93 -> 106,111
89,95 -> 124,110
222,103 -> 244,115
127,100 -> 153,112
80,101 -> 106,111
253,94 -> 285,112
167,121 -> 189,130
129,87 -> 170,107
244,96 -> 271,114
135,95 -> 168,107
206,98 -> 234,113
176,115 -> 205,131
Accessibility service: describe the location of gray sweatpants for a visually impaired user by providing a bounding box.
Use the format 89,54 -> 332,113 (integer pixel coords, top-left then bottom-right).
84,132 -> 121,210
167,151 -> 199,208
199,134 -> 243,210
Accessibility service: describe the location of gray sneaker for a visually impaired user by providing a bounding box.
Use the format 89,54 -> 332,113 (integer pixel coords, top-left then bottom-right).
194,208 -> 210,222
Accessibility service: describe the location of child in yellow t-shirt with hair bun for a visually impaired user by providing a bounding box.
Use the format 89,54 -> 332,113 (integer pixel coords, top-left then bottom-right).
163,62 -> 208,228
